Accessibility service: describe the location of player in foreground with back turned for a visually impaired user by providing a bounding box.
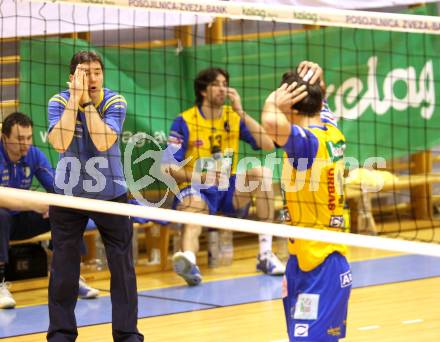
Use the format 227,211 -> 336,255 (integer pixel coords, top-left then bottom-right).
262,66 -> 352,341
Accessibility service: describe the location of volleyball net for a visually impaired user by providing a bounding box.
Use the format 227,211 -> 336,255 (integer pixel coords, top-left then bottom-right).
1,0 -> 440,253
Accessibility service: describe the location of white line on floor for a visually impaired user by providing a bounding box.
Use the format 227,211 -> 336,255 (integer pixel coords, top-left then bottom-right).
358,325 -> 381,331
402,319 -> 424,325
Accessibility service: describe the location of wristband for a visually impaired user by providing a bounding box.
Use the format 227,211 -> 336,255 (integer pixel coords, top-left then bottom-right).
81,101 -> 94,108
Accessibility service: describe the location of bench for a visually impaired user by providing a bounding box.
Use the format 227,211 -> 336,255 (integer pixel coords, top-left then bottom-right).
10,221 -> 171,271
345,172 -> 440,234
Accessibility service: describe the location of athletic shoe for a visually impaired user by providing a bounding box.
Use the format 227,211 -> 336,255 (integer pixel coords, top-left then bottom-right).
172,252 -> 202,286
0,281 -> 16,309
256,251 -> 286,275
78,276 -> 100,299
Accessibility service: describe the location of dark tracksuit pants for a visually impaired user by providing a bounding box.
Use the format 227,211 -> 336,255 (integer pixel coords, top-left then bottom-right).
0,208 -> 50,264
47,194 -> 143,342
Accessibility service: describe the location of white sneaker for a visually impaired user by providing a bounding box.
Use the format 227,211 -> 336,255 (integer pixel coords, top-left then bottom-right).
0,281 -> 16,309
172,252 -> 202,286
256,252 -> 286,275
78,276 -> 100,299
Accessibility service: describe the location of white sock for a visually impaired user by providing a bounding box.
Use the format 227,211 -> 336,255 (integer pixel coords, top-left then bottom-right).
259,234 -> 272,255
183,250 -> 196,264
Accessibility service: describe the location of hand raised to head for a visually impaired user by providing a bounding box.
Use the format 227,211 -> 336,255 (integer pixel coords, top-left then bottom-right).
297,60 -> 323,85
268,82 -> 308,114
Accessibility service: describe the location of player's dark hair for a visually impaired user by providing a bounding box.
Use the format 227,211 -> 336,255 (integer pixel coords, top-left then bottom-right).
280,70 -> 322,117
1,112 -> 33,137
70,50 -> 104,75
194,67 -> 229,106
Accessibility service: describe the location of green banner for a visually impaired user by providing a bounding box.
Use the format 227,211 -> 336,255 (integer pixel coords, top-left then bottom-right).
20,5 -> 440,187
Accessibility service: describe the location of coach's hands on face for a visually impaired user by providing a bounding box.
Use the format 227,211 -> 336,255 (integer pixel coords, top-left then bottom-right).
227,88 -> 244,116
68,64 -> 91,105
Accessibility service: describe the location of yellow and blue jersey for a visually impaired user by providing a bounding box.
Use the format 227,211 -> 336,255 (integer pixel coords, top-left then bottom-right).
48,88 -> 127,199
282,121 -> 347,272
164,105 -> 259,189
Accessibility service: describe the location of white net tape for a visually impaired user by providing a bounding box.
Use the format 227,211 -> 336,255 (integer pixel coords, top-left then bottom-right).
28,0 -> 440,34
2,186 -> 440,258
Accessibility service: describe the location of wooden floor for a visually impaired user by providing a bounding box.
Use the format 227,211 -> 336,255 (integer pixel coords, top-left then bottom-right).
3,246 -> 440,341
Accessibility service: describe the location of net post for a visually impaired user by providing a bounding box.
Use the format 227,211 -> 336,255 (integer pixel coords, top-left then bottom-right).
175,25 -> 193,47
206,18 -> 224,44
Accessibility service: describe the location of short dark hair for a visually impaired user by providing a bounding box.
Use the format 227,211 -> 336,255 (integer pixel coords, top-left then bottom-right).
1,112 -> 33,137
194,67 -> 229,106
280,70 -> 322,117
69,50 -> 104,75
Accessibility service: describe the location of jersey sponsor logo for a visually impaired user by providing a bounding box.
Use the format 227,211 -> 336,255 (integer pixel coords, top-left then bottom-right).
327,168 -> 336,211
294,323 -> 309,337
340,270 -> 352,288
1,168 -> 9,183
326,140 -> 346,162
329,215 -> 344,228
294,293 -> 319,320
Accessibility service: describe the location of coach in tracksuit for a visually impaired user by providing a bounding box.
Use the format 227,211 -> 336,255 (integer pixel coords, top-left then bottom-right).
0,112 -> 100,311
0,112 -> 53,309
47,50 -> 143,341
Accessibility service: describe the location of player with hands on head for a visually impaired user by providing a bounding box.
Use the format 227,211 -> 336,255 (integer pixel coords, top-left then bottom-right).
262,64 -> 352,341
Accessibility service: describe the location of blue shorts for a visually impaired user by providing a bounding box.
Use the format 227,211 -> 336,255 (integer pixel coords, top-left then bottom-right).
282,252 -> 351,341
174,175 -> 249,217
